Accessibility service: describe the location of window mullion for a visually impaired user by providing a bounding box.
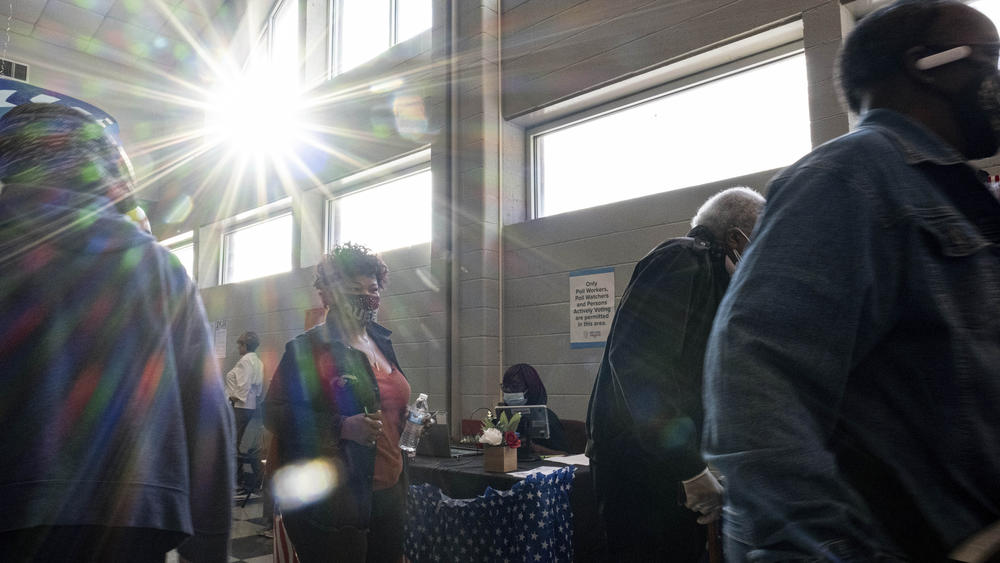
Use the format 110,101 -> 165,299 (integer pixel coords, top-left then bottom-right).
389,0 -> 397,46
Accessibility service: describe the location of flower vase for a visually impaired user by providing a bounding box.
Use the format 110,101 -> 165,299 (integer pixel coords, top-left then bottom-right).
483,445 -> 517,472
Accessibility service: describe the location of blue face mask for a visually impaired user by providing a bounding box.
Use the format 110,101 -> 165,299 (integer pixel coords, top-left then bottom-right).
503,392 -> 527,406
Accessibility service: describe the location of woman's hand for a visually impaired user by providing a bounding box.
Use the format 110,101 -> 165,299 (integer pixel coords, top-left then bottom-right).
342,411 -> 383,447
421,412 -> 437,433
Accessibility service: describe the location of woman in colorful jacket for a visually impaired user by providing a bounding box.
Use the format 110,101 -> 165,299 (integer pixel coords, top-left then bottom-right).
264,243 -> 411,563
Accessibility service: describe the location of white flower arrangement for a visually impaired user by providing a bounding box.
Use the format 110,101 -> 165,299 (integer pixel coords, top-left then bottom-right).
477,410 -> 522,449
479,427 -> 503,446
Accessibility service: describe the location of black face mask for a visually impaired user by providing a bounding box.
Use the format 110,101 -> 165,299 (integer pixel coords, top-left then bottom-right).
953,71 -> 1000,159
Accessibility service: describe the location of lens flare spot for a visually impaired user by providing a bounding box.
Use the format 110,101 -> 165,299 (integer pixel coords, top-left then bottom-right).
173,43 -> 191,60
272,458 -> 340,510
130,42 -> 150,58
81,80 -> 104,98
121,246 -> 144,271
659,417 -> 695,450
163,195 -> 194,224
133,121 -> 151,139
79,162 -> 100,184
392,94 -> 429,142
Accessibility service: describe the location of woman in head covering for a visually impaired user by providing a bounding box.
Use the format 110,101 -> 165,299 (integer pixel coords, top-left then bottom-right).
264,243 -> 413,563
0,101 -> 151,233
501,363 -> 568,455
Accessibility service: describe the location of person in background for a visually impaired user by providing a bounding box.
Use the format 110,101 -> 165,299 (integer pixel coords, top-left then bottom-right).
264,243 -> 411,563
226,331 -> 264,453
500,363 -> 569,455
586,186 -> 765,562
0,103 -> 234,562
702,1 -> 1000,560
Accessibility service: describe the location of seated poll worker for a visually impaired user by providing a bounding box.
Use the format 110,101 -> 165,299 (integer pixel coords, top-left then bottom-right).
265,243 -> 421,563
499,363 -> 569,455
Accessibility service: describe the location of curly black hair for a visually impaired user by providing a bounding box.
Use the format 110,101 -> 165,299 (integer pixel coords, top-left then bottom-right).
837,0 -> 957,114
314,242 -> 389,291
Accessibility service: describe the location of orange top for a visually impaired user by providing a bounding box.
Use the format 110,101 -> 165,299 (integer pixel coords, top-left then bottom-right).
372,362 -> 410,490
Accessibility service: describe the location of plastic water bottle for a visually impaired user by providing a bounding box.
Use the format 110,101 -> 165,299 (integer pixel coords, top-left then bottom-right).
398,393 -> 429,454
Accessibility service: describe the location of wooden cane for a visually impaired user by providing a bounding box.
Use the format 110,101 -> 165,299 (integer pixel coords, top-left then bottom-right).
707,520 -> 723,563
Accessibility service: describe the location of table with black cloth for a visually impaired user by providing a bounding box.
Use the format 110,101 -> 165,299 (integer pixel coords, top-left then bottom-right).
407,454 -> 605,561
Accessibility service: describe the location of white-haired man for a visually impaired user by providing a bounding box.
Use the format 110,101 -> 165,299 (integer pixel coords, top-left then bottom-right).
586,186 -> 765,562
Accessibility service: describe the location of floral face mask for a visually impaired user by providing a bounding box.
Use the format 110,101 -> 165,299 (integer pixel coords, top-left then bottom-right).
346,293 -> 380,324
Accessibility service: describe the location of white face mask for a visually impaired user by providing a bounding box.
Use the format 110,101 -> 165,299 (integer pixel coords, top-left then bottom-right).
725,254 -> 738,275
503,392 -> 527,406
725,227 -> 752,275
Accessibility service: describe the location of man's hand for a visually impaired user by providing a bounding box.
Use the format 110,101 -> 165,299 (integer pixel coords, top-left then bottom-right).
342,411 -> 383,447
682,467 -> 724,524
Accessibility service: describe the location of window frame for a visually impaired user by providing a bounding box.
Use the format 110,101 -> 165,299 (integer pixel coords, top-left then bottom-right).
268,0 -> 299,78
527,40 -> 805,219
323,150 -> 432,252
219,198 -> 294,285
328,0 -> 430,77
161,230 -> 196,280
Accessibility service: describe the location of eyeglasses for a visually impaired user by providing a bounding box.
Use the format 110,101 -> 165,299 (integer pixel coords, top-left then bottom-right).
915,43 -> 1000,71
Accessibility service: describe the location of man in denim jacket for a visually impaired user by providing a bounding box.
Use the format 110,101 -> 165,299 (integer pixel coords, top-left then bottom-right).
702,1 -> 1000,561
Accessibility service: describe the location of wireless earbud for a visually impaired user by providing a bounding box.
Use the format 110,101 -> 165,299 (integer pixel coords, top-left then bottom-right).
915,45 -> 973,70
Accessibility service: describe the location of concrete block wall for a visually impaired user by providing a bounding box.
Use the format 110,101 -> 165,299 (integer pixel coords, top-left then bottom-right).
502,170 -> 778,421
495,0 -> 852,421
450,0 -> 506,422
803,2 -> 853,145
501,0 -> 837,118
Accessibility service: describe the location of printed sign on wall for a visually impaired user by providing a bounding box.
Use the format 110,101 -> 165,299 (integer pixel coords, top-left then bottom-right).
213,319 -> 228,358
569,267 -> 614,349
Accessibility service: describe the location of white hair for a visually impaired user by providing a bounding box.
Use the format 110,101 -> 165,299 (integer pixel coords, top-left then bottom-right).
691,186 -> 765,241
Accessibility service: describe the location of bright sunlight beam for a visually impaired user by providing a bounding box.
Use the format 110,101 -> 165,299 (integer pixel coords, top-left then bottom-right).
202,70 -> 304,160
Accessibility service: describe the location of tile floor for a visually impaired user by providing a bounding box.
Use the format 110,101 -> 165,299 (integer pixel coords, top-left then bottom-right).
166,494 -> 274,563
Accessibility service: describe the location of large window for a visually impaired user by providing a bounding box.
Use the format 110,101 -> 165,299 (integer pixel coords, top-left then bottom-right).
270,0 -> 299,85
532,51 -> 810,218
332,0 -> 432,75
161,231 -> 195,280
222,211 -> 294,284
328,168 -> 431,252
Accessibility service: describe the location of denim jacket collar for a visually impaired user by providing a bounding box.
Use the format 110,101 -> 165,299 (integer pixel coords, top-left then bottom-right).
858,109 -> 967,167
